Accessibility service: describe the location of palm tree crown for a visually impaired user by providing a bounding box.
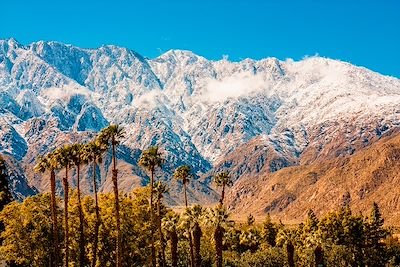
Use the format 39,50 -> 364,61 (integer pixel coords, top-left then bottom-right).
214,172 -> 233,188
138,146 -> 163,172
214,171 -> 233,206
173,165 -> 192,185
97,125 -> 125,149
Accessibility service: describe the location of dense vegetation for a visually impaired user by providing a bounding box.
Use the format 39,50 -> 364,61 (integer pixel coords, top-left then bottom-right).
0,126 -> 399,267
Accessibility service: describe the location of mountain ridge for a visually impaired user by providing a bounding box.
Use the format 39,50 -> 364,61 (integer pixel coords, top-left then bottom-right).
0,38 -> 399,210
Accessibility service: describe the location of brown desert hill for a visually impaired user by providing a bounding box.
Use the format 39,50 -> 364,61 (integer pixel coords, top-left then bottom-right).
226,132 -> 400,226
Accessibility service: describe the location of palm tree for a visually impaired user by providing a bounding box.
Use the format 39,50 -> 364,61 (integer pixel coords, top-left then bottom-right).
182,205 -> 204,267
53,145 -> 73,267
83,141 -> 106,267
276,228 -> 298,267
206,206 -> 233,267
173,165 -> 192,207
214,172 -> 233,207
153,181 -> 168,267
138,146 -> 163,267
173,165 -> 194,266
70,143 -> 86,267
162,212 -> 180,267
34,152 -> 60,267
97,125 -> 125,267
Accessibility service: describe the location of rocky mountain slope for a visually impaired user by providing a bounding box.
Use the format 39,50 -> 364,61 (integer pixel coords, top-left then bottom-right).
0,38 -> 399,208
226,132 -> 400,225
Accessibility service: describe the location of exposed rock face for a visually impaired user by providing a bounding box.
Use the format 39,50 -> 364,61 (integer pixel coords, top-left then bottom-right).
225,133 -> 400,225
0,38 -> 399,208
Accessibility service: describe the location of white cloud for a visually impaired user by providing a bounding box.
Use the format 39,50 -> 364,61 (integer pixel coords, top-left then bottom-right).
132,90 -> 164,108
201,72 -> 266,102
40,84 -> 92,100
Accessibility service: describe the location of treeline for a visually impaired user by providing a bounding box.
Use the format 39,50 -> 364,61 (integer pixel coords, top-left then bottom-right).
0,125 -> 399,267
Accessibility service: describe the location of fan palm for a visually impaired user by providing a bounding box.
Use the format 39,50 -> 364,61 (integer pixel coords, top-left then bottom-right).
153,181 -> 168,267
138,146 -> 163,267
70,143 -> 86,267
53,145 -> 73,267
276,228 -> 298,267
97,125 -> 125,267
162,212 -> 180,267
206,206 -> 233,267
214,172 -> 233,207
83,140 -> 106,267
181,205 -> 205,267
173,165 -> 194,266
173,165 -> 192,207
34,152 -> 60,267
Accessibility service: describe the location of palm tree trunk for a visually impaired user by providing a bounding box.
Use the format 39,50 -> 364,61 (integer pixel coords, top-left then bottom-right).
77,163 -> 85,267
184,183 -> 195,267
92,158 -> 100,267
214,225 -> 223,267
193,223 -> 202,267
184,182 -> 188,207
50,170 -> 59,267
157,198 -> 165,267
287,241 -> 294,267
219,184 -> 225,207
63,166 -> 69,267
112,142 -> 122,267
170,230 -> 178,267
314,245 -> 324,267
150,168 -> 156,267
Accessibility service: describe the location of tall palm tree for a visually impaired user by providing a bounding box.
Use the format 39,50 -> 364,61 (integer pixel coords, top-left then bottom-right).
70,143 -> 86,267
54,145 -> 73,267
34,152 -> 60,267
182,205 -> 204,267
162,212 -> 180,267
214,172 -> 233,207
173,165 -> 194,266
153,181 -> 168,267
173,165 -> 192,207
97,125 -> 125,267
138,146 -> 163,267
206,206 -> 233,267
83,141 -> 106,267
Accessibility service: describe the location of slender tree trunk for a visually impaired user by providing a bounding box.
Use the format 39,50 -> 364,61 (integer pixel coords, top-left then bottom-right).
112,142 -> 122,267
150,168 -> 156,267
50,170 -> 59,267
170,230 -> 178,267
287,241 -> 294,267
157,198 -> 166,267
77,163 -> 85,267
63,166 -> 69,267
184,183 -> 194,267
219,184 -> 225,207
92,158 -> 100,267
184,182 -> 188,207
193,223 -> 202,267
314,245 -> 324,267
214,225 -> 223,267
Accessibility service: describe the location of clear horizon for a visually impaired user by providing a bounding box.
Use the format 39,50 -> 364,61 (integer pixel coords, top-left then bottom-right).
1,0 -> 399,78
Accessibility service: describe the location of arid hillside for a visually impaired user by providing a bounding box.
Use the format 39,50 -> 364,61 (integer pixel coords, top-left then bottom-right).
226,132 -> 400,225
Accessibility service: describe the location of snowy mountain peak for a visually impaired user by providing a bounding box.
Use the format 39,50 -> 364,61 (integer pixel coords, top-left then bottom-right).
0,38 -> 399,203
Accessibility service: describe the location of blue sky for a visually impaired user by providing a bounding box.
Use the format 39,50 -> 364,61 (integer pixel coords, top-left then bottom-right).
1,0 -> 399,77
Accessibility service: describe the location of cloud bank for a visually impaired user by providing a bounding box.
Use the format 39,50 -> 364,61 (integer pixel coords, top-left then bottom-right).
201,72 -> 266,102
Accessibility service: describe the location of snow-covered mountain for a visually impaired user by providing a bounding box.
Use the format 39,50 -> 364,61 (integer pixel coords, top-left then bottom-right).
0,38 -> 399,204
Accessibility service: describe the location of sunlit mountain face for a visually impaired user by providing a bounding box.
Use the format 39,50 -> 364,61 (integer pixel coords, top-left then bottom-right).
0,38 -> 399,211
